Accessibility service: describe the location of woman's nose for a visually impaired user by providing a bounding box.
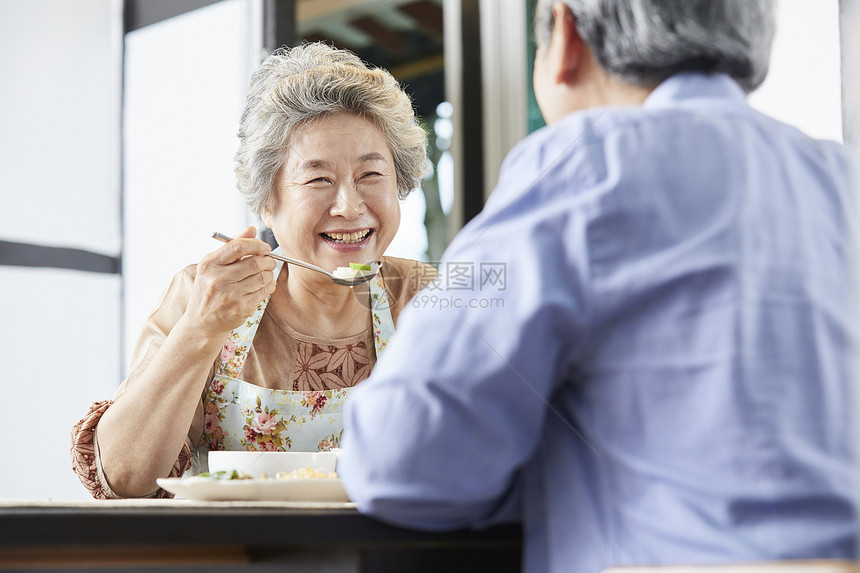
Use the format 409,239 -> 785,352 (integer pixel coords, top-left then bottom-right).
330,182 -> 365,218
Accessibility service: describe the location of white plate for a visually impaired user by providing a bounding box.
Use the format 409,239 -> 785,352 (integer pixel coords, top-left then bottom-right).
157,476 -> 352,503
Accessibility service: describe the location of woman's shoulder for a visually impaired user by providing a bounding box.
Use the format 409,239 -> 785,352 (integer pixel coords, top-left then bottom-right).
155,264 -> 198,309
380,257 -> 436,321
382,256 -> 436,292
179,263 -> 198,281
133,263 -> 200,341
382,255 -> 437,274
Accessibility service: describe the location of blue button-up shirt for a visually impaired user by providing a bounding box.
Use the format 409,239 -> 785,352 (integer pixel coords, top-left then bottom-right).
340,73 -> 859,573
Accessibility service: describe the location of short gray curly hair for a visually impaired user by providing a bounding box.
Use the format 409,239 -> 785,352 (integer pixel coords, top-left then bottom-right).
534,0 -> 775,92
235,43 -> 429,215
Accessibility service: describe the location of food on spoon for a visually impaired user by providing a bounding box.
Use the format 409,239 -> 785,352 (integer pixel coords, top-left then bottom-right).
332,261 -> 379,281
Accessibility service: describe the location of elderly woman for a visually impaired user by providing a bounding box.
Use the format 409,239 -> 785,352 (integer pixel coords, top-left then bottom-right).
71,43 -> 435,499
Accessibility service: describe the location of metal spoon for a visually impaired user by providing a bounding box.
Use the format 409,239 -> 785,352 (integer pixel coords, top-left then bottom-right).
212,232 -> 380,287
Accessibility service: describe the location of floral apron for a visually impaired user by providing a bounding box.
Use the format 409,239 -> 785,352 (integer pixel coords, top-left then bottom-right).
190,250 -> 395,475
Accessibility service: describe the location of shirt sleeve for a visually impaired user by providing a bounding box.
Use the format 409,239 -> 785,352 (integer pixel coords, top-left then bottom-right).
339,191 -> 589,530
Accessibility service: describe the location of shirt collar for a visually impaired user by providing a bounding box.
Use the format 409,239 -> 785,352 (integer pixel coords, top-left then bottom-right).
643,72 -> 747,108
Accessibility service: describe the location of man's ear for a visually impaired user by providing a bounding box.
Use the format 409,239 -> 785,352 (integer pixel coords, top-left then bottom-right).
552,2 -> 585,86
260,207 -> 271,229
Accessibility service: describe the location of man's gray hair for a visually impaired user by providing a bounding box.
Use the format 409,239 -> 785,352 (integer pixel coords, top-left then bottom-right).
235,42 -> 429,215
534,0 -> 775,92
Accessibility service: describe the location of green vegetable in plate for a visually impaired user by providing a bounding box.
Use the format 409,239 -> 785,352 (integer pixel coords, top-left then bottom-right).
197,469 -> 251,480
349,262 -> 372,271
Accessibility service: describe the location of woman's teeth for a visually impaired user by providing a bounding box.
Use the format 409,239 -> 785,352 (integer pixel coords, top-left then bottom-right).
323,230 -> 370,244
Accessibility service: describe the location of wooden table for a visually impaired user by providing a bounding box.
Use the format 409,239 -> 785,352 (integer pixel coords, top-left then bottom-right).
0,499 -> 522,572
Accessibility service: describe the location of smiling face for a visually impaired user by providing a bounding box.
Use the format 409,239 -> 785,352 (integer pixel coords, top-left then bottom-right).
262,112 -> 401,280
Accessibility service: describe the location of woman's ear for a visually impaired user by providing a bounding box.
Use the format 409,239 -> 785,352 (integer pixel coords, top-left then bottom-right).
260,206 -> 272,229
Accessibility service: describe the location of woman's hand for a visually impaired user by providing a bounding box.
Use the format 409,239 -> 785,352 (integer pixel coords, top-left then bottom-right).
182,226 -> 278,338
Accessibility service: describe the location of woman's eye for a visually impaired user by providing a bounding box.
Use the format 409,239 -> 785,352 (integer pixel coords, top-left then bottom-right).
361,172 -> 383,179
308,177 -> 331,185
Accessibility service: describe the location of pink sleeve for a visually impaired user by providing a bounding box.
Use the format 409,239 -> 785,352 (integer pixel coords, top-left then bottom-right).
70,400 -> 192,499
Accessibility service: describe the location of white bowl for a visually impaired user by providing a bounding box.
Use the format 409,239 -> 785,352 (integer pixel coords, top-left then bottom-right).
208,451 -> 338,478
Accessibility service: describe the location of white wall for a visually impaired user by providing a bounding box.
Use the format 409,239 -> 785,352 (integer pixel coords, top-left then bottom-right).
0,0 -> 123,499
749,0 -> 843,142
0,1 -> 122,253
0,268 -> 121,499
123,0 -> 259,368
841,0 -> 860,150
